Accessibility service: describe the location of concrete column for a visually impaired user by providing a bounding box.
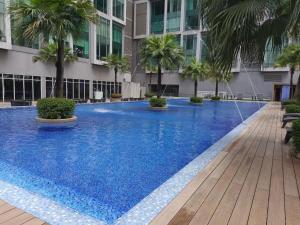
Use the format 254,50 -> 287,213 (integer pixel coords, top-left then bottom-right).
89,80 -> 93,99
41,77 -> 46,99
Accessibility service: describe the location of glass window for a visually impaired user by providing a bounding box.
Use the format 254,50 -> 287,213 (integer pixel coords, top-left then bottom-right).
113,0 -> 124,20
263,36 -> 289,68
24,76 -> 33,100
95,0 -> 107,13
0,0 -> 5,41
97,17 -> 110,60
74,79 -> 79,99
112,23 -> 123,56
3,74 -> 13,101
85,80 -> 89,99
200,34 -> 208,62
185,0 -> 199,30
67,79 -> 74,99
183,35 -> 197,63
167,0 -> 181,32
46,77 -> 53,98
33,76 -> 41,100
151,0 -> 164,34
0,74 -> 3,101
14,75 -> 24,100
73,23 -> 89,58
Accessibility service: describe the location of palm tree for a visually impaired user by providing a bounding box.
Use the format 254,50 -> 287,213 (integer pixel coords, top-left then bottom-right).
9,0 -> 98,97
103,54 -> 129,94
33,43 -> 78,63
140,34 -> 184,98
145,63 -> 158,91
181,58 -> 207,97
199,0 -> 300,99
275,44 -> 300,99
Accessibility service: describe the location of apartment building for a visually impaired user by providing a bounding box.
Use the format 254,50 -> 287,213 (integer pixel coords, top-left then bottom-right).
0,0 -> 298,102
0,0 -> 134,102
132,0 -> 298,101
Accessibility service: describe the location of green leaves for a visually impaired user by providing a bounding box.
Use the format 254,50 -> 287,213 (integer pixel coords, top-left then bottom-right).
37,98 -> 75,119
275,44 -> 300,69
181,58 -> 207,81
103,54 -> 130,73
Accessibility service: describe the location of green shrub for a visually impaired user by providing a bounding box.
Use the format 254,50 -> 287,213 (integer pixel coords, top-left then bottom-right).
282,100 -> 299,106
285,104 -> 300,113
111,93 -> 122,98
37,98 -> 75,119
211,96 -> 221,101
190,97 -> 203,104
292,120 -> 300,153
149,97 -> 167,107
145,92 -> 155,98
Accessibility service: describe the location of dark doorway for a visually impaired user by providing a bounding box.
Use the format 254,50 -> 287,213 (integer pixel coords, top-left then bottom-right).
149,84 -> 179,97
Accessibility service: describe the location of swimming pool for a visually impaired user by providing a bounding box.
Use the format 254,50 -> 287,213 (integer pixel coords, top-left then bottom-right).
0,99 -> 263,224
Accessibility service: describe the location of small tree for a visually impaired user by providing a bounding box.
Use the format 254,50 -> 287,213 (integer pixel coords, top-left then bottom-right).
140,34 -> 184,98
275,44 -> 300,99
181,58 -> 207,97
9,0 -> 98,97
103,54 -> 129,94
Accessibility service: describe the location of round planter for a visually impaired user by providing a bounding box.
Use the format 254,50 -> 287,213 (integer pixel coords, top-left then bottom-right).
190,102 -> 203,106
36,116 -> 77,129
149,105 -> 168,111
110,97 -> 122,102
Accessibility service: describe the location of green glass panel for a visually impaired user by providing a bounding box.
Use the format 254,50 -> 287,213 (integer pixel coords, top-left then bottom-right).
97,17 -> 110,60
95,0 -> 107,13
113,0 -> 124,20
0,0 -> 5,39
263,36 -> 288,68
185,0 -> 199,30
113,23 -> 123,56
151,0 -> 164,34
184,34 -> 197,63
73,23 -> 89,59
167,0 -> 181,32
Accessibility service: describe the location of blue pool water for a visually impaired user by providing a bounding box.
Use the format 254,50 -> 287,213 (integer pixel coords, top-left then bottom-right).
0,99 -> 263,223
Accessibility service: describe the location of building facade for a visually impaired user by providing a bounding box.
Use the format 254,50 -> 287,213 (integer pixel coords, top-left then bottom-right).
0,0 -> 298,102
132,0 -> 299,101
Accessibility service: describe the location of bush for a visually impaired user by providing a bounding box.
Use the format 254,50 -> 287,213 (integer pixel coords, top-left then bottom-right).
190,97 -> 203,104
37,98 -> 75,119
149,97 -> 167,107
286,104 -> 300,113
292,120 -> 300,153
211,96 -> 221,101
282,100 -> 299,106
145,92 -> 155,98
111,93 -> 122,98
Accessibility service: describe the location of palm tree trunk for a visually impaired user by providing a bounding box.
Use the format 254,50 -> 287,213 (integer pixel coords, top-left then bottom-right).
157,64 -> 162,98
215,79 -> 219,97
55,39 -> 65,98
114,68 -> 118,94
289,67 -> 295,99
194,79 -> 198,97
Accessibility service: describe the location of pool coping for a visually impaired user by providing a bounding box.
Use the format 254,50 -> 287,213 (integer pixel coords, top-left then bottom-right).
0,102 -> 267,225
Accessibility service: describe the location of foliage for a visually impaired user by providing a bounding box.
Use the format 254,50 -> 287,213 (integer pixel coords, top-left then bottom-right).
103,54 -> 129,74
37,98 -> 75,119
285,104 -> 300,113
282,100 -> 299,106
190,97 -> 203,104
145,92 -> 155,98
292,119 -> 300,152
111,93 -> 122,98
211,96 -> 221,101
182,58 -> 207,81
275,44 -> 300,69
149,97 -> 167,107
33,43 -> 78,63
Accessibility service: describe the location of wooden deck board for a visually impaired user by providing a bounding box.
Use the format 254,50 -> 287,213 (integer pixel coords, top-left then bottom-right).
151,103 -> 300,225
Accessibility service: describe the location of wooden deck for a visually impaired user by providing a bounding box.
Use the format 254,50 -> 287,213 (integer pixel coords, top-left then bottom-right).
1,103 -> 299,225
150,103 -> 300,225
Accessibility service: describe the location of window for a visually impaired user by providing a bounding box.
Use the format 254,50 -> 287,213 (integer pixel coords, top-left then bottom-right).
200,34 -> 208,62
14,75 -> 24,100
185,0 -> 199,30
263,36 -> 288,68
183,35 -> 197,63
112,23 -> 123,56
73,23 -> 89,58
151,0 -> 164,34
97,17 -> 110,60
0,0 -> 5,41
95,0 -> 107,13
167,0 -> 181,32
113,0 -> 124,20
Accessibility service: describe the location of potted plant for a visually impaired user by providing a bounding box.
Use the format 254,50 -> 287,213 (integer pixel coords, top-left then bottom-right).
145,92 -> 155,99
211,96 -> 221,101
286,104 -> 300,113
190,97 -> 203,105
149,97 -> 167,110
36,98 -> 77,128
110,93 -> 122,102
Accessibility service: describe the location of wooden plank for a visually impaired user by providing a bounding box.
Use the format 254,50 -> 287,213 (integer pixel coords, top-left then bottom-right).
0,204 -> 15,215
21,218 -> 46,225
0,208 -> 24,223
1,213 -> 34,225
285,195 -> 300,225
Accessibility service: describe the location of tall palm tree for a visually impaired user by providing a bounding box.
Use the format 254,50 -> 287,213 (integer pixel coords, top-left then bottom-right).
181,58 -> 207,97
145,63 -> 158,90
275,44 -> 300,99
103,54 -> 129,94
140,34 -> 184,98
9,0 -> 98,97
33,43 -> 78,63
199,0 -> 300,99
